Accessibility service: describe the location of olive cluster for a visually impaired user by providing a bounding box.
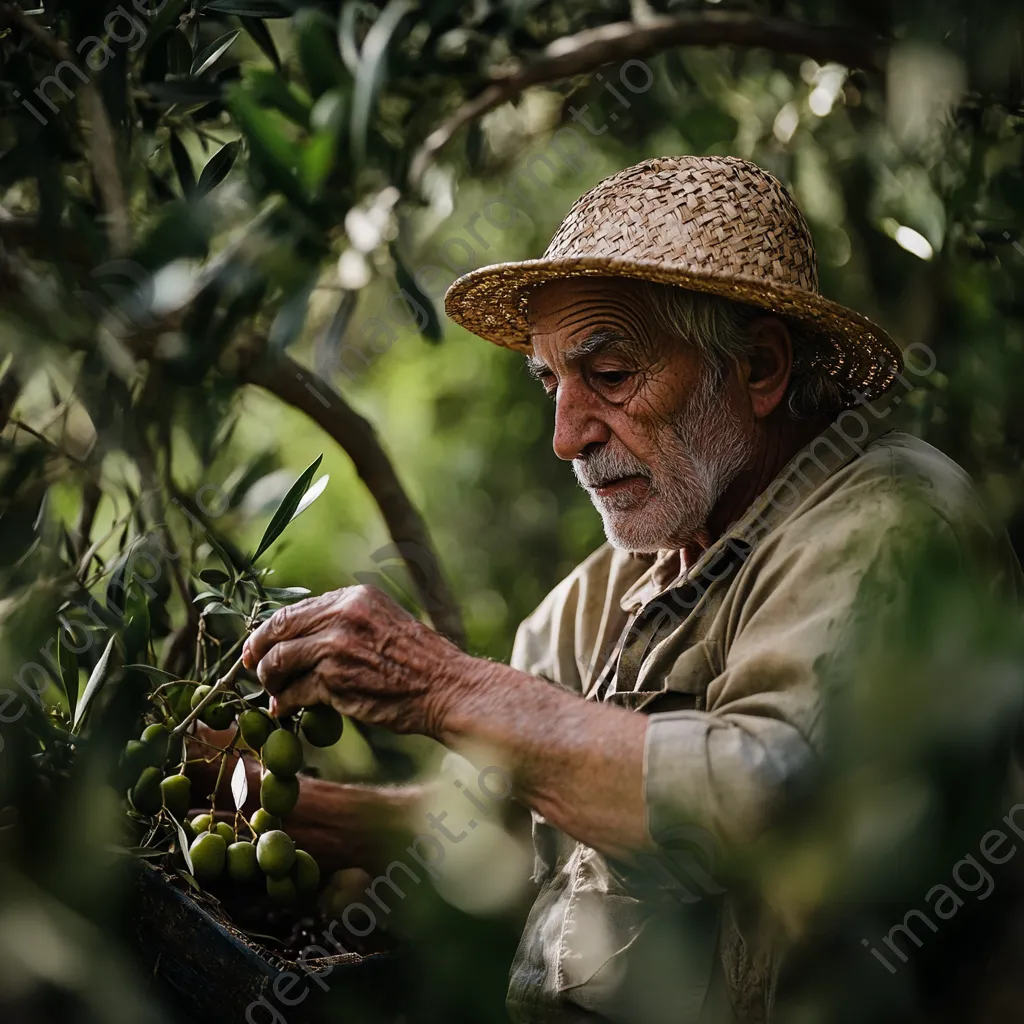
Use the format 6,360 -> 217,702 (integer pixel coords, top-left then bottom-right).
121,692 -> 344,911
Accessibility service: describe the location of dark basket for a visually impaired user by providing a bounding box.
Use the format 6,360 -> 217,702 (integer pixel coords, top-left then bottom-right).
131,861 -> 403,1024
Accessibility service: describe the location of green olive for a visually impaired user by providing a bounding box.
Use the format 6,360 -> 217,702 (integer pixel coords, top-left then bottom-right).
266,874 -> 298,907
238,709 -> 275,751
300,704 -> 344,748
189,832 -> 227,884
140,722 -> 171,764
121,739 -> 150,781
262,729 -> 303,777
160,774 -> 191,819
190,812 -> 213,833
249,808 -> 281,835
131,767 -> 163,816
257,829 -> 296,878
260,771 -> 299,817
292,849 -> 320,895
191,685 -> 235,730
226,841 -> 261,884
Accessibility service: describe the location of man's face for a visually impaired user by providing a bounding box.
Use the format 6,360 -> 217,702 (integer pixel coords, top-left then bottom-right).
526,278 -> 755,553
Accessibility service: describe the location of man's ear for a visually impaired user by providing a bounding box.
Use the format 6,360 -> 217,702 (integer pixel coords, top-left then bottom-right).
743,317 -> 793,419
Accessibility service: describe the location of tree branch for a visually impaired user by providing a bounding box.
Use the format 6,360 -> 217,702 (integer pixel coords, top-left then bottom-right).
1,3 -> 131,255
409,10 -> 888,186
241,350 -> 466,649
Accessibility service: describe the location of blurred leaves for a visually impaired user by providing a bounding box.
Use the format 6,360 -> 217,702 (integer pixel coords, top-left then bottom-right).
240,17 -> 282,70
168,132 -> 197,198
351,0 -> 414,164
391,244 -> 442,343
2,0 -> 1024,1020
296,7 -> 347,98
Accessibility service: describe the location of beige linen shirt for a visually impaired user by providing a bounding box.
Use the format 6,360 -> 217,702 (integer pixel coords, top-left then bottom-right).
505,413 -> 1022,1024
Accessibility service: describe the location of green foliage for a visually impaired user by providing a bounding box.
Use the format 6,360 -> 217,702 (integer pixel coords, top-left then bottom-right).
1,0 -> 1023,1021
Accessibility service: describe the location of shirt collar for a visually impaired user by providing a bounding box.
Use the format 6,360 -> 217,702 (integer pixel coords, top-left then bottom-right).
618,398 -> 897,614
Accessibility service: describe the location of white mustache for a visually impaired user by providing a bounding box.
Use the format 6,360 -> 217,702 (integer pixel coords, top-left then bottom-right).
573,445 -> 652,490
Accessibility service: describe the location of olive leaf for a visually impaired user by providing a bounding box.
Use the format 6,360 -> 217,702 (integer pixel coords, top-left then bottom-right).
138,0 -> 191,57
295,7 -> 346,98
230,756 -> 249,809
391,244 -> 442,343
170,814 -> 195,873
351,0 -> 413,163
123,588 -> 151,664
169,131 -> 197,197
268,273 -> 318,351
123,664 -> 176,682
196,140 -> 240,196
176,868 -> 201,892
72,635 -> 117,732
198,568 -> 232,586
201,0 -> 295,16
193,517 -> 247,582
201,601 -> 243,618
262,586 -> 311,600
166,29 -> 193,76
228,87 -> 308,208
240,17 -> 282,70
241,69 -> 312,126
57,622 -> 79,720
292,473 -> 328,519
251,454 -> 324,562
191,29 -> 241,78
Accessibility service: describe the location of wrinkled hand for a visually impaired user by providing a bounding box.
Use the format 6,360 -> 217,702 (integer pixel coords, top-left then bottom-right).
241,586 -> 468,738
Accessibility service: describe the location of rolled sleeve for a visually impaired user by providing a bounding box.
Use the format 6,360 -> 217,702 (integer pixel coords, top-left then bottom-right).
645,712 -> 813,846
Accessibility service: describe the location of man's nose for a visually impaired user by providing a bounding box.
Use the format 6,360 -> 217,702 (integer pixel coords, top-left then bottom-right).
552,383 -> 611,461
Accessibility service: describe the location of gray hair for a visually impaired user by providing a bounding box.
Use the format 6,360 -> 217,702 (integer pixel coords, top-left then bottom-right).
643,283 -> 846,418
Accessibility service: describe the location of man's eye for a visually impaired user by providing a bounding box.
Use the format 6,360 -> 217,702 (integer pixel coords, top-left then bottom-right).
593,370 -> 631,387
536,375 -> 557,399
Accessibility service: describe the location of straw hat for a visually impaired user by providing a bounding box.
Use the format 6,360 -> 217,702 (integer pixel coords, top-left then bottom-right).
443,155 -> 903,399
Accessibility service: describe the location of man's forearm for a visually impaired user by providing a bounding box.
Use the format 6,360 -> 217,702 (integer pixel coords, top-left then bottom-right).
438,656 -> 652,860
186,730 -> 432,876
285,777 -> 430,876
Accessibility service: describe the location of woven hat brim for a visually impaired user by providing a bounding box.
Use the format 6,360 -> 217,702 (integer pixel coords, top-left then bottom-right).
444,256 -> 904,400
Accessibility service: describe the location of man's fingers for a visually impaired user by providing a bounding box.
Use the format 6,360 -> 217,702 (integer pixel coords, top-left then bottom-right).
243,605 -> 301,670
243,589 -> 353,669
255,635 -> 330,693
244,596 -> 322,669
269,673 -> 325,718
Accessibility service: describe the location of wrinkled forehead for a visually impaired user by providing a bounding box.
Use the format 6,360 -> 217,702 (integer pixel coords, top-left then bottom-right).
526,277 -> 662,363
526,276 -> 649,329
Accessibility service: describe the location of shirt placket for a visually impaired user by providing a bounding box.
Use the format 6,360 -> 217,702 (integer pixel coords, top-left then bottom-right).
607,539 -> 752,699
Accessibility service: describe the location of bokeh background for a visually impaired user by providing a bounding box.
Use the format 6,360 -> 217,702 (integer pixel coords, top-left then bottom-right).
1,0 -> 1023,1022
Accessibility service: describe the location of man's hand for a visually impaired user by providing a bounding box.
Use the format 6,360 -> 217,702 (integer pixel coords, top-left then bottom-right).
241,585 -> 469,738
243,585 -> 650,858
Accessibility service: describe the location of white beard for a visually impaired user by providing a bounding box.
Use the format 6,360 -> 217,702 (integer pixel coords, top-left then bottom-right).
573,367 -> 753,553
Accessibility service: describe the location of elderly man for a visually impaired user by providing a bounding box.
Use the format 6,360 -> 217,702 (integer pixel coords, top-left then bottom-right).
241,156 -> 1020,1022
